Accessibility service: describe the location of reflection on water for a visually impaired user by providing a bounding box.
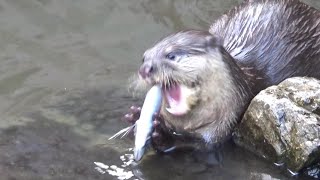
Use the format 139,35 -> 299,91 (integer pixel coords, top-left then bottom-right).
0,0 -> 318,179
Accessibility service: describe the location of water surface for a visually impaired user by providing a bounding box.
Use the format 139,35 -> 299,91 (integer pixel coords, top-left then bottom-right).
0,0 -> 319,179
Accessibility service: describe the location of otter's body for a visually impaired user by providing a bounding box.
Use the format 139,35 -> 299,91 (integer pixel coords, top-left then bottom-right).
135,0 -> 320,149
212,0 -> 320,93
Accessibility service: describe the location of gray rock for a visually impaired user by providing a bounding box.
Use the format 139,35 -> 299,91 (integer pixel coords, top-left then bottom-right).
233,77 -> 320,173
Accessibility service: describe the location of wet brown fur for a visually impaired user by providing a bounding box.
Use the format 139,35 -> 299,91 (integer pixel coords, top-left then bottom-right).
133,0 -> 320,147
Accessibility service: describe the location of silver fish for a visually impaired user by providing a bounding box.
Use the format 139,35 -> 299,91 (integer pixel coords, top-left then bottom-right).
134,85 -> 162,161
109,85 -> 162,161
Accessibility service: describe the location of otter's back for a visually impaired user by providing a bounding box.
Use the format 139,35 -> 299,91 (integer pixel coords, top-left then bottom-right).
210,0 -> 320,85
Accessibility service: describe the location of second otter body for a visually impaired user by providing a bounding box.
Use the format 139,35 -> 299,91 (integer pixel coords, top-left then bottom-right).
136,0 -> 320,148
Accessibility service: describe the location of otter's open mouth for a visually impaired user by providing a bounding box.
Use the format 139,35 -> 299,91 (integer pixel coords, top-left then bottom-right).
162,84 -> 196,116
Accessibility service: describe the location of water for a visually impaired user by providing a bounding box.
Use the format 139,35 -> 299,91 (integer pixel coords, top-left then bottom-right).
0,0 -> 318,179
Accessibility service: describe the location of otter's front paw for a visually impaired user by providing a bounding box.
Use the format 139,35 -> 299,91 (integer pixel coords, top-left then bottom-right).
122,105 -> 141,125
122,106 -> 176,152
151,113 -> 176,153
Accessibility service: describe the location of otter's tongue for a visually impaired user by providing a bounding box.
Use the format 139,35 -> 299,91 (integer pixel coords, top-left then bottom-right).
165,85 -> 189,116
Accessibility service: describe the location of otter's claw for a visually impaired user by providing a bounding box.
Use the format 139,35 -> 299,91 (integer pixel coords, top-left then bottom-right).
108,106 -> 142,139
151,113 -> 176,152
122,106 -> 141,124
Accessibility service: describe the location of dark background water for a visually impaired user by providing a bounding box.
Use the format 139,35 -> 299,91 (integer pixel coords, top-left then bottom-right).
0,0 -> 319,179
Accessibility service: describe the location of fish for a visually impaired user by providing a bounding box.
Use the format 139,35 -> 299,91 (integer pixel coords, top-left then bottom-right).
108,85 -> 162,161
134,85 -> 162,161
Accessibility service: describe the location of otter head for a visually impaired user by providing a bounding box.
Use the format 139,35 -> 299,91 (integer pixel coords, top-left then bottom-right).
137,30 -> 251,143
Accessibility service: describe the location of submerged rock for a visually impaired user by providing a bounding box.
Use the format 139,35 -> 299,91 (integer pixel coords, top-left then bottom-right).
233,77 -> 320,173
249,172 -> 280,180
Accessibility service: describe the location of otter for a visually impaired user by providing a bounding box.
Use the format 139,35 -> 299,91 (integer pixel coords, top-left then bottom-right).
125,0 -> 320,153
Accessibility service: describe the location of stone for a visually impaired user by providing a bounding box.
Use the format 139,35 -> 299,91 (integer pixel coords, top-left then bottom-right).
233,77 -> 320,172
249,172 -> 280,180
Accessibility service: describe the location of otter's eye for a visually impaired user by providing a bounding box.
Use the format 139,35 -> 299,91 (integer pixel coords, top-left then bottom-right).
166,53 -> 176,60
166,51 -> 188,61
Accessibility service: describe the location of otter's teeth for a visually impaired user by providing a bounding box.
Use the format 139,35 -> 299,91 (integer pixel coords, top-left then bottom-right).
166,107 -> 189,116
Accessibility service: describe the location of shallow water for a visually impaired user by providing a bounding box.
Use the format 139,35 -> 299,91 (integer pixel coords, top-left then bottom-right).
0,0 -> 319,179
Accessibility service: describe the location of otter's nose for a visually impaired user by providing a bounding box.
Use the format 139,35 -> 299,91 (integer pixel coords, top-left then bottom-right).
139,63 -> 153,79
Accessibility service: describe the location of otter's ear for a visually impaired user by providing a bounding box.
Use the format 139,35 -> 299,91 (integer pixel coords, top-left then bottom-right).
205,35 -> 223,52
